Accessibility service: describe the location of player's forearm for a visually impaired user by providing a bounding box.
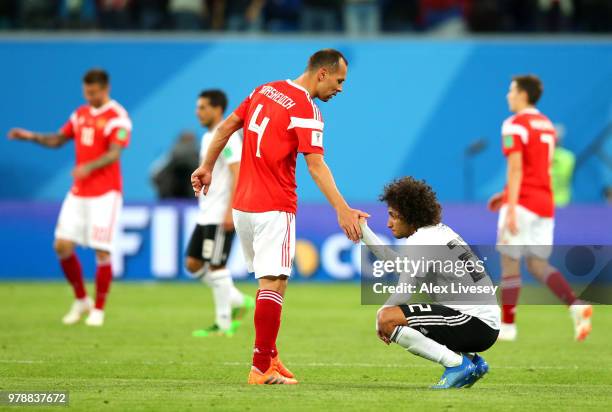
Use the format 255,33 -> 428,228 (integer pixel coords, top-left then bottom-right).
506,166 -> 522,208
32,133 -> 66,148
202,118 -> 241,170
361,221 -> 401,262
307,160 -> 350,212
84,147 -> 121,172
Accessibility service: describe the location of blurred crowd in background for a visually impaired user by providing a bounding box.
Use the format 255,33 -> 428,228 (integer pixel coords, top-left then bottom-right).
1,0 -> 611,34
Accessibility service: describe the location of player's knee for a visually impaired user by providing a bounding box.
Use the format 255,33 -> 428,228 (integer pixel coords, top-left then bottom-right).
95,250 -> 111,263
185,257 -> 204,274
53,239 -> 74,259
377,307 -> 401,338
258,276 -> 288,294
526,258 -> 550,280
501,254 -> 520,272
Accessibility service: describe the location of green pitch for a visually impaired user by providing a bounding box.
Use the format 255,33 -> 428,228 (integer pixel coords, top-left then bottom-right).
0,282 -> 611,411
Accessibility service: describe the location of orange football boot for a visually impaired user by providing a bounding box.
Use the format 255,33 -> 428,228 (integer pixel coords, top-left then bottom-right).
247,366 -> 298,385
271,355 -> 295,379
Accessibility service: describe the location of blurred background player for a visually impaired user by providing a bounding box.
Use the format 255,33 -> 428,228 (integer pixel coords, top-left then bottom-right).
488,74 -> 592,342
7,68 -> 131,327
551,124 -> 575,208
185,89 -> 254,337
361,177 -> 500,389
191,49 -> 369,384
150,130 -> 200,199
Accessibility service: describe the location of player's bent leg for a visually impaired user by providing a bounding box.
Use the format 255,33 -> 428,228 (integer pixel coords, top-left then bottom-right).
376,306 -> 408,342
499,254 -> 521,341
379,306 -> 463,366
376,306 -> 473,389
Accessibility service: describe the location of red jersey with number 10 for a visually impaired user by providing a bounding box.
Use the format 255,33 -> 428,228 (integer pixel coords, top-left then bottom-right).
61,100 -> 132,197
501,108 -> 556,217
232,80 -> 325,214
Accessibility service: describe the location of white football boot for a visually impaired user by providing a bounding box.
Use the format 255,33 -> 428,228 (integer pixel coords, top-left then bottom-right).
62,297 -> 93,325
497,322 -> 517,341
569,302 -> 592,341
85,308 -> 105,327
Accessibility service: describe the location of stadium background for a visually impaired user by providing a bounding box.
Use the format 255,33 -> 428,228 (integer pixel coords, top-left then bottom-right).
0,37 -> 611,281
0,3 -> 611,410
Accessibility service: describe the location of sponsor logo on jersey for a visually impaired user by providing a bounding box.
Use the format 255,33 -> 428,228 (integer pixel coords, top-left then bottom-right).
503,135 -> 514,149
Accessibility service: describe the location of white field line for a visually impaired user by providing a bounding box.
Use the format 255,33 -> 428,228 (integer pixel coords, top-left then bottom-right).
221,361 -> 585,371
0,359 -> 589,371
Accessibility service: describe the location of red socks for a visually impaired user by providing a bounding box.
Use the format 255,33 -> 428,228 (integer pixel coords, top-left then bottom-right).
95,260 -> 113,310
544,271 -> 577,306
501,274 -> 521,324
253,289 -> 283,373
60,254 -> 86,299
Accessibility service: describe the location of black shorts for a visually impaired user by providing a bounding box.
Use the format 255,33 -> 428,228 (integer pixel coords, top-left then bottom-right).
186,224 -> 235,267
392,303 -> 499,353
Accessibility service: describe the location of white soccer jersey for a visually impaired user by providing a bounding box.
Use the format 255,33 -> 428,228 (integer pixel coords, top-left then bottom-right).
197,127 -> 242,225
362,222 -> 500,330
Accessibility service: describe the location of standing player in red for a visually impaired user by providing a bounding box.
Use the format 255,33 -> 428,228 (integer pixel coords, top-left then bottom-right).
191,49 -> 368,384
488,75 -> 592,341
8,69 -> 131,327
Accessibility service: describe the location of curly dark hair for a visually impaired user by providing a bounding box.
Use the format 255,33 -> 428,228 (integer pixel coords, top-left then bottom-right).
379,177 -> 442,229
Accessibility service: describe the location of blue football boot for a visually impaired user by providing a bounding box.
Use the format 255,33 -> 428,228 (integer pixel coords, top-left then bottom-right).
430,355 -> 476,389
463,354 -> 489,388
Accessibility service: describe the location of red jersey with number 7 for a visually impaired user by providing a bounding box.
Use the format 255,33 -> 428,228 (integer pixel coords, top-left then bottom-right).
60,100 -> 132,197
501,108 -> 556,217
232,80 -> 325,213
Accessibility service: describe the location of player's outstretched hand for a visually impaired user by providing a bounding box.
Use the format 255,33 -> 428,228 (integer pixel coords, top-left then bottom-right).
191,165 -> 212,197
338,207 -> 370,243
7,128 -> 34,141
487,192 -> 503,212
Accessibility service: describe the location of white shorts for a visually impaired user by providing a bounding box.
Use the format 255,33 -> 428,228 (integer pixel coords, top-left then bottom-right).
55,191 -> 122,252
496,204 -> 554,260
232,209 -> 296,279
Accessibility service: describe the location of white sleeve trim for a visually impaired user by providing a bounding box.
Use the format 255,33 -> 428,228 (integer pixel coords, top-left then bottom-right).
103,117 -> 133,137
69,112 -> 78,129
287,117 -> 324,131
502,121 -> 528,144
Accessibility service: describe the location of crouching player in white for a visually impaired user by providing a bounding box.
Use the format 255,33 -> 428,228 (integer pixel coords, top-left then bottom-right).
361,177 -> 500,389
8,69 -> 130,327
186,90 -> 254,337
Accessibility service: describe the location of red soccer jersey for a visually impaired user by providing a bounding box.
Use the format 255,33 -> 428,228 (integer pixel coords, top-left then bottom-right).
232,80 -> 325,213
61,100 -> 132,197
501,108 -> 556,217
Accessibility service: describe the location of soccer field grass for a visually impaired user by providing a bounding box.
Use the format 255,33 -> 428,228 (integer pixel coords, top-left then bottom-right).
1,283 -> 610,411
